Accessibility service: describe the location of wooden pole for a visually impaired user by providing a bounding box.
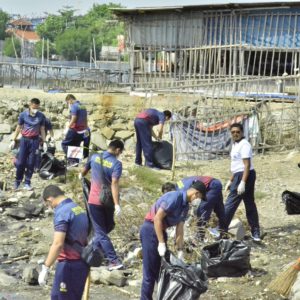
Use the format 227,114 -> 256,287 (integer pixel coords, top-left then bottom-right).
41,38 -> 44,65
171,136 -> 176,181
83,271 -> 91,300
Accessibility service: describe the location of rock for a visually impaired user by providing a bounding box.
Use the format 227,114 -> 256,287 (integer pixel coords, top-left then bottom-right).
8,247 -> 26,258
100,127 -> 115,140
32,244 -> 49,256
6,208 -> 27,219
91,268 -> 127,287
22,191 -> 36,199
22,202 -> 44,217
0,270 -> 18,286
114,130 -> 134,140
0,141 -> 10,153
91,132 -> 107,150
0,124 -> 11,134
22,265 -> 39,285
124,136 -> 135,151
228,219 -> 246,240
124,247 -> 143,264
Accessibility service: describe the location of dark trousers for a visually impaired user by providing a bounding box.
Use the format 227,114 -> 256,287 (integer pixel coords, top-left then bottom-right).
51,260 -> 89,300
83,128 -> 91,158
224,170 -> 260,234
140,221 -> 167,300
134,118 -> 154,167
15,136 -> 39,185
89,204 -> 118,264
197,179 -> 227,231
61,129 -> 85,156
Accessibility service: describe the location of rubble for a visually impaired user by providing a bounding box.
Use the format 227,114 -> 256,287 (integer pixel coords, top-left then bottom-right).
0,89 -> 299,299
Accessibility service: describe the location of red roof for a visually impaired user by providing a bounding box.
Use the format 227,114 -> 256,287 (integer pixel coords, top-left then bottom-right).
14,29 -> 40,42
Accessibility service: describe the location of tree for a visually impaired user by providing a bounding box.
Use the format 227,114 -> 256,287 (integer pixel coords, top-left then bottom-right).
34,40 -> 56,58
36,7 -> 76,42
3,37 -> 21,57
0,10 -> 9,40
56,28 -> 91,61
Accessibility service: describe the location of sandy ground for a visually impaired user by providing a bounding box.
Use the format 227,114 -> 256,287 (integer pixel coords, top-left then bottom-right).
1,87 -> 300,299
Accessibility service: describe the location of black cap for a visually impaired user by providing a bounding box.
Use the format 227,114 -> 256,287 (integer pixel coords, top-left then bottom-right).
190,180 -> 207,200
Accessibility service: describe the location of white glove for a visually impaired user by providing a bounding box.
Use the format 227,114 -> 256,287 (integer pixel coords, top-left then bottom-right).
237,181 -> 246,195
78,173 -> 83,180
38,264 -> 49,286
9,140 -> 16,150
177,250 -> 184,261
43,142 -> 47,152
114,204 -> 121,217
224,180 -> 232,192
157,242 -> 166,257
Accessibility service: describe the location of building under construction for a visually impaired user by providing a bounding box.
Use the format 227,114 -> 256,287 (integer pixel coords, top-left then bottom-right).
114,2 -> 300,88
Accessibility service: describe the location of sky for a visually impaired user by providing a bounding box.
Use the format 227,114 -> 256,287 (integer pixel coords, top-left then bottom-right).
0,0 -> 290,17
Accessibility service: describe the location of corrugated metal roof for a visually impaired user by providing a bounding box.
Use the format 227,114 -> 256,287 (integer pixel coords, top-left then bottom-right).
113,1 -> 300,14
8,19 -> 32,26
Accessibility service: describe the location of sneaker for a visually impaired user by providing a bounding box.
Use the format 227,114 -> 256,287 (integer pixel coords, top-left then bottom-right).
251,231 -> 261,242
208,227 -> 221,239
148,166 -> 161,171
23,184 -> 33,191
108,261 -> 124,271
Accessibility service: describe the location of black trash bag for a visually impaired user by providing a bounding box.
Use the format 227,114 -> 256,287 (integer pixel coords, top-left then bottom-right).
201,240 -> 251,277
152,141 -> 173,170
282,190 -> 300,215
157,251 -> 208,300
39,152 -> 66,180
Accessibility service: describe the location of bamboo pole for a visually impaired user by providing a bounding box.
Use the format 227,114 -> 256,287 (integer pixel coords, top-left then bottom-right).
83,271 -> 91,300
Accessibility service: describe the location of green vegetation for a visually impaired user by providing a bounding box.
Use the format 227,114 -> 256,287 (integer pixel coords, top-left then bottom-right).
34,40 -> 56,58
128,166 -> 164,196
0,10 -> 9,40
36,4 -> 124,61
3,37 -> 21,57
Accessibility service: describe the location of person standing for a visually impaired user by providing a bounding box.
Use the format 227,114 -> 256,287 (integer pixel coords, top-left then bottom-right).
224,123 -> 261,242
79,139 -> 124,270
134,109 -> 171,168
61,94 -> 90,159
10,98 -> 46,190
140,181 -> 206,300
38,185 -> 89,300
176,176 -> 227,237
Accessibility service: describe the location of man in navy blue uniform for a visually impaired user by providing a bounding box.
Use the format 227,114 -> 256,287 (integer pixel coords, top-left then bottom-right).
140,181 -> 206,300
10,98 -> 46,190
79,140 -> 124,270
134,108 -> 171,168
62,94 -> 90,159
175,176 -> 227,237
38,185 -> 89,300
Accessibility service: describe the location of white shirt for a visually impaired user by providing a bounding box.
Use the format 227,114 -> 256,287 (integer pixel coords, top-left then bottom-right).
230,138 -> 254,173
